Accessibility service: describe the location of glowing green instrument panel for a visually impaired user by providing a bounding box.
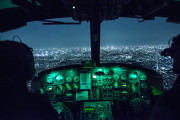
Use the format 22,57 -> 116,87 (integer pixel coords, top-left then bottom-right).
39,64 -> 161,102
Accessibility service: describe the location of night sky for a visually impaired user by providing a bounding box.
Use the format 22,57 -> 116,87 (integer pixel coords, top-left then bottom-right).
0,17 -> 180,48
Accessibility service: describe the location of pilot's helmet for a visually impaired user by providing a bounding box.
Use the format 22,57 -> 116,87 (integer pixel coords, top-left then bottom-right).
0,40 -> 35,82
161,34 -> 180,74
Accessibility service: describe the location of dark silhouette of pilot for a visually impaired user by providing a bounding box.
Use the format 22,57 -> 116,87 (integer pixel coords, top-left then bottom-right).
127,98 -> 151,120
0,41 -> 59,120
151,34 -> 180,120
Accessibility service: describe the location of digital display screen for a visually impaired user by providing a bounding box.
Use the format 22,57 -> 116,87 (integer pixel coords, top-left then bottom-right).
80,73 -> 91,89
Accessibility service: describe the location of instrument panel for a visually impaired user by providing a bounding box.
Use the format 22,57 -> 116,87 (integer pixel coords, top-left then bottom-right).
39,64 -> 159,102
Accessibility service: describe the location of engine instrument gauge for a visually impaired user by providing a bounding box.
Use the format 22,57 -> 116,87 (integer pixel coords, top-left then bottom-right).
140,74 -> 147,80
55,74 -> 64,84
113,74 -> 119,81
73,76 -> 80,82
56,85 -> 63,94
141,83 -> 148,89
66,76 -> 72,82
46,77 -> 54,84
121,73 -> 128,81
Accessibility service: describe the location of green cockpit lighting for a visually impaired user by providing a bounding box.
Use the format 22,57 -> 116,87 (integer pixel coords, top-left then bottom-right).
66,76 -> 72,82
73,76 -> 80,82
141,74 -> 147,80
97,68 -> 103,71
73,84 -> 79,89
113,74 -> 119,81
129,73 -> 138,79
66,83 -> 72,91
114,82 -> 119,88
47,86 -> 53,91
66,93 -> 72,97
112,67 -> 126,72
84,108 -> 94,111
121,73 -> 128,80
46,72 -> 60,83
56,75 -> 63,81
122,91 -> 127,94
141,83 -> 148,89
47,77 -> 54,83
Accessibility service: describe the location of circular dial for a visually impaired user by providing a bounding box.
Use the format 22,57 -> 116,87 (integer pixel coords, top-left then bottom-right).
56,85 -> 63,94
121,73 -> 128,81
46,77 -> 54,84
66,76 -> 72,82
140,74 -> 147,80
73,76 -> 80,82
129,73 -> 139,84
129,73 -> 138,80
113,74 -> 119,81
55,75 -> 64,84
141,83 -> 148,89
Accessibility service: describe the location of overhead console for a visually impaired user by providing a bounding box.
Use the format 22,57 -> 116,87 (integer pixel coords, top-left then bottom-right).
39,63 -> 163,103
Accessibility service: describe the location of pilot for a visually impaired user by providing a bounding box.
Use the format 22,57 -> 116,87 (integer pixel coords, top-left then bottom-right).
0,40 -> 59,120
127,98 -> 151,120
151,34 -> 180,120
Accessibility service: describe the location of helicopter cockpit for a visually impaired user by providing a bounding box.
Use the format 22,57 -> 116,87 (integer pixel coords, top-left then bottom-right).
0,0 -> 180,120
38,62 -> 162,119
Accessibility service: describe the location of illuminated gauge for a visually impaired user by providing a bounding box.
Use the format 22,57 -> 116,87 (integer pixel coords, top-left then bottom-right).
113,82 -> 119,88
141,83 -> 148,89
73,76 -> 80,82
129,73 -> 139,84
113,74 -> 119,81
121,73 -> 128,81
56,85 -> 63,94
122,91 -> 127,94
55,75 -> 64,84
129,73 -> 138,80
47,86 -> 53,91
66,83 -> 72,91
46,77 -> 54,84
141,74 -> 147,80
66,92 -> 72,97
66,76 -> 72,82
73,83 -> 79,90
107,75 -> 112,80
